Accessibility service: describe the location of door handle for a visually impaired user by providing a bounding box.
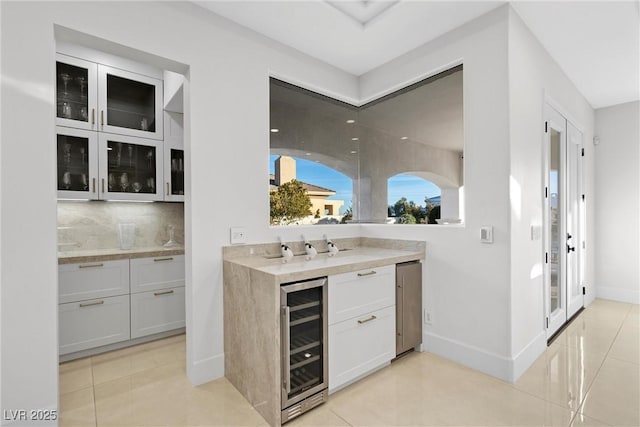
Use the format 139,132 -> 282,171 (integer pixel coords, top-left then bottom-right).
567,233 -> 573,240
567,245 -> 575,253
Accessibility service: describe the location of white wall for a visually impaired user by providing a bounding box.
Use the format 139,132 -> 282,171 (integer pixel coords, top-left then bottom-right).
361,6 -> 514,380
1,1 -> 360,420
594,101 -> 640,303
507,8 -> 595,377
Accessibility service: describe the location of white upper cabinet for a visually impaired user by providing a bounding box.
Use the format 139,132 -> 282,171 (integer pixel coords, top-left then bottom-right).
98,65 -> 163,140
98,133 -> 164,201
56,126 -> 99,200
163,112 -> 184,202
56,54 -> 98,131
56,53 -> 163,140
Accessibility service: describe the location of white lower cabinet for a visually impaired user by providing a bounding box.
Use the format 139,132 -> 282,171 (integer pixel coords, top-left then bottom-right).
131,286 -> 185,339
328,306 -> 396,393
59,295 -> 130,355
130,255 -> 185,293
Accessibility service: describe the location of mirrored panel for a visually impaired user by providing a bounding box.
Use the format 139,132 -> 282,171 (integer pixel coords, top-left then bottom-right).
269,66 -> 464,225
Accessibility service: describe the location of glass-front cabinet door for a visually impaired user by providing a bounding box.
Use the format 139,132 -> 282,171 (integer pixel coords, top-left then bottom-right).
98,65 -> 163,140
98,133 -> 163,201
56,54 -> 97,131
57,127 -> 99,200
163,141 -> 185,202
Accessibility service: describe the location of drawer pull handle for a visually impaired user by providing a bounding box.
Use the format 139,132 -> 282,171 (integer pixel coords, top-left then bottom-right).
357,315 -> 377,324
357,271 -> 377,277
78,263 -> 104,269
154,290 -> 174,296
154,257 -> 174,262
79,300 -> 104,307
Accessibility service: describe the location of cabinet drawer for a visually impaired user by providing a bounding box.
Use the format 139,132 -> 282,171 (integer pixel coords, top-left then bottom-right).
328,305 -> 395,392
59,259 -> 129,303
59,294 -> 130,355
328,265 -> 395,325
130,286 -> 185,339
130,255 -> 184,293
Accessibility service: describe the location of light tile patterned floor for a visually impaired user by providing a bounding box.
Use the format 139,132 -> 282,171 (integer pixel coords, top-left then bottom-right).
59,299 -> 639,427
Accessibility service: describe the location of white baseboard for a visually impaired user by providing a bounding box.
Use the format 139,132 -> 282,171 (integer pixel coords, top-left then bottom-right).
187,352 -> 224,386
597,286 -> 640,304
424,331 -> 511,382
510,331 -> 546,382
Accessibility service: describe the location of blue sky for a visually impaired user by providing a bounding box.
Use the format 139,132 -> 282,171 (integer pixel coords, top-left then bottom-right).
270,155 -> 441,214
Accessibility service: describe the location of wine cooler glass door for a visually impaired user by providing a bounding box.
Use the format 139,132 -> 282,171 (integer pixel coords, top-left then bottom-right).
281,278 -> 328,410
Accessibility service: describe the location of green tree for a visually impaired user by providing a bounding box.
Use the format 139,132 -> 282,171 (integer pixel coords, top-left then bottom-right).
270,180 -> 312,225
397,213 -> 416,224
340,206 -> 353,224
428,205 -> 441,224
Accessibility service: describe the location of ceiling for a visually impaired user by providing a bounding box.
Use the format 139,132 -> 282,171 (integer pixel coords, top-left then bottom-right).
195,1 -> 639,109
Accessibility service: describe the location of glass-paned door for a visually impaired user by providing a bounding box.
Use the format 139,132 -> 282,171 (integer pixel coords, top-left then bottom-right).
280,278 -> 328,410
98,133 -> 163,201
98,65 -> 163,140
56,54 -> 97,131
164,140 -> 185,202
544,104 -> 584,339
57,127 -> 99,200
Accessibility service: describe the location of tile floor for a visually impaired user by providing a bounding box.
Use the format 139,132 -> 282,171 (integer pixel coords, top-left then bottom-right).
59,299 -> 639,427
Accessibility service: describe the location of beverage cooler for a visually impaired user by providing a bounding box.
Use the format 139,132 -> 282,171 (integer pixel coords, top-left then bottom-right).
280,277 -> 328,424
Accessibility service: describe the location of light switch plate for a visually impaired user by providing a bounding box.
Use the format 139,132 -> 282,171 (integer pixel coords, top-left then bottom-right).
480,226 -> 493,244
230,227 -> 247,244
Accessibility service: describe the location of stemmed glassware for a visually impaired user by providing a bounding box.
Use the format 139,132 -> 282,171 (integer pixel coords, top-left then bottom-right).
60,73 -> 71,96
76,76 -> 86,99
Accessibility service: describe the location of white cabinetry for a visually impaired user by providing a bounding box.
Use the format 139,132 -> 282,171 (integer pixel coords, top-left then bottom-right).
58,260 -> 131,355
131,287 -> 185,339
56,53 -> 163,140
163,111 -> 185,202
58,254 -> 185,356
98,133 -> 164,201
328,265 -> 396,392
130,255 -> 185,339
59,295 -> 131,355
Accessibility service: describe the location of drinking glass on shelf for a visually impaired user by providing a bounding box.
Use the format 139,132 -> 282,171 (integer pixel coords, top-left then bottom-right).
76,76 -> 86,99
62,171 -> 71,190
81,174 -> 88,191
120,173 -> 130,192
128,146 -> 134,167
80,147 -> 86,164
132,182 -> 142,193
108,173 -> 115,191
60,73 -> 71,96
63,143 -> 72,165
147,177 -> 155,193
79,106 -> 88,121
146,150 -> 153,168
62,102 -> 72,119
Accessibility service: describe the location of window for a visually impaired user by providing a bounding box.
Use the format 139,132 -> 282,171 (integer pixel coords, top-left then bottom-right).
269,65 -> 463,225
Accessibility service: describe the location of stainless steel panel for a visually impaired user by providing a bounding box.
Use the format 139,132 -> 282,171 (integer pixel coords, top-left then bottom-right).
396,261 -> 422,355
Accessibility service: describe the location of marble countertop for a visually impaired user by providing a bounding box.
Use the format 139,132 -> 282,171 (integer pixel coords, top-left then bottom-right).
225,246 -> 424,284
58,246 -> 185,264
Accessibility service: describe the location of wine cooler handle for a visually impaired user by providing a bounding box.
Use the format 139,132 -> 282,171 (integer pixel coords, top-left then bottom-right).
282,305 -> 291,394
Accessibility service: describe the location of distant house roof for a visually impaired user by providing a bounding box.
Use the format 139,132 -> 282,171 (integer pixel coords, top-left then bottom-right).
269,174 -> 336,196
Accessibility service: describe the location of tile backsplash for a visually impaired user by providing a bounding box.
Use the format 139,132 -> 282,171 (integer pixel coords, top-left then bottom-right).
58,201 -> 184,251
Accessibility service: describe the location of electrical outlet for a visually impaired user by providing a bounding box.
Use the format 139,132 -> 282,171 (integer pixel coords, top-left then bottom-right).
230,227 -> 247,244
424,309 -> 432,325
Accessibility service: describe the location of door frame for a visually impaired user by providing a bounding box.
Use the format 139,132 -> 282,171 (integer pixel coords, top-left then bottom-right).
543,102 -> 585,339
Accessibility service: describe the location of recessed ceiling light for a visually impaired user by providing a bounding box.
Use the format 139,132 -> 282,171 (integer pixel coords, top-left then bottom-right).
305,152 -> 311,156
350,150 -> 358,154
401,136 -> 408,140
346,119 -> 355,124
270,128 -> 279,133
351,137 -> 359,141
